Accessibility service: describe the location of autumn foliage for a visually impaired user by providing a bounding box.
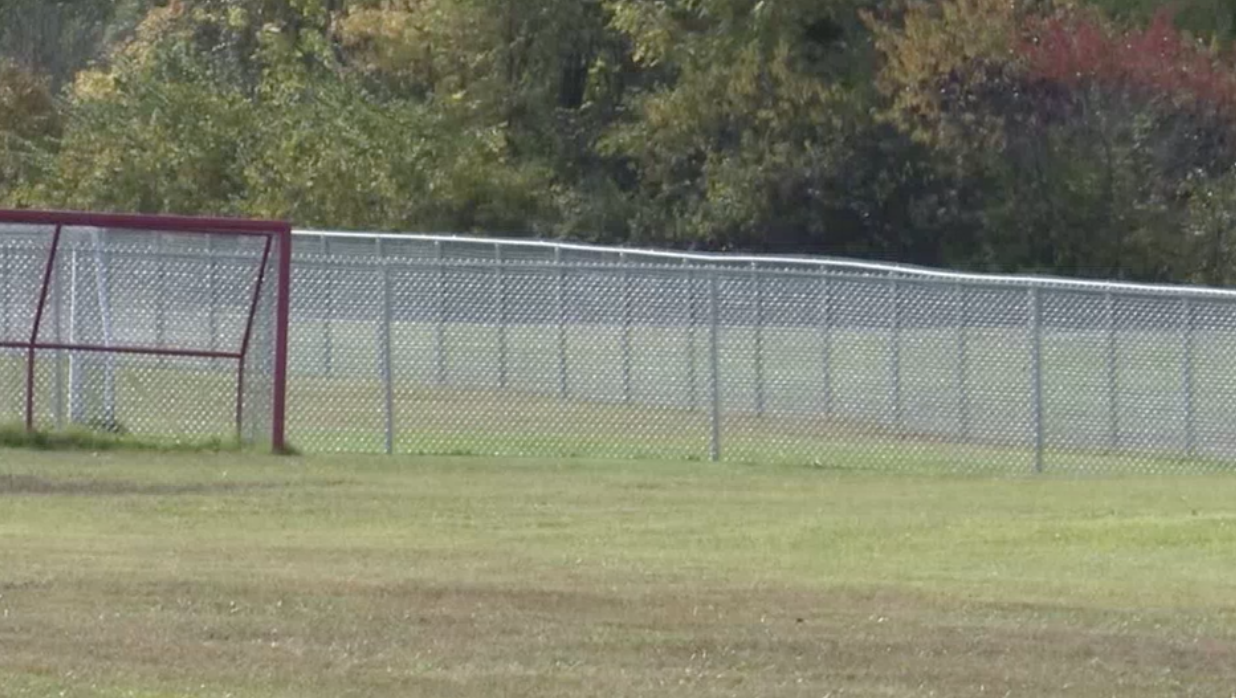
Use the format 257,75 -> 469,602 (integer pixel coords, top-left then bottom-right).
1020,8 -> 1236,115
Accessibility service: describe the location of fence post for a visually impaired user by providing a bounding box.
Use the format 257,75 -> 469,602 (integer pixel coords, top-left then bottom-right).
435,240 -> 446,385
495,243 -> 508,390
554,246 -> 568,399
820,271 -> 833,417
1181,297 -> 1196,458
321,236 -> 333,377
685,259 -> 698,411
377,239 -> 394,455
890,276 -> 903,435
752,262 -> 765,417
954,282 -> 969,441
620,252 -> 632,404
1105,290 -> 1119,452
708,268 -> 722,462
1029,286 -> 1044,473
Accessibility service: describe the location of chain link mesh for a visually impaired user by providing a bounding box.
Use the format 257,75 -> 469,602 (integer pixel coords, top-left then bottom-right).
0,221 -> 283,446
5,223 -> 1236,473
278,233 -> 1236,473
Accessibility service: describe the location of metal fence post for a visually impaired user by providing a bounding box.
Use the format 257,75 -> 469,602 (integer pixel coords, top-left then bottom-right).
1105,290 -> 1119,451
1181,297 -> 1196,458
1030,286 -> 1045,473
708,268 -> 722,462
321,236 -> 333,377
752,262 -> 765,417
620,252 -> 632,404
554,246 -> 568,399
890,277 -> 903,435
954,282 -> 970,441
685,259 -> 698,411
495,243 -> 508,390
435,240 -> 446,385
820,271 -> 833,417
377,240 -> 394,455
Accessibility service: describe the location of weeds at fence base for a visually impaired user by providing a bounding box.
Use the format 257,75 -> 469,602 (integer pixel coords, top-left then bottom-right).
0,423 -> 245,454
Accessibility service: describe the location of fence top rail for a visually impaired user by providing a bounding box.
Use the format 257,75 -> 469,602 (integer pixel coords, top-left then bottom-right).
294,228 -> 1236,300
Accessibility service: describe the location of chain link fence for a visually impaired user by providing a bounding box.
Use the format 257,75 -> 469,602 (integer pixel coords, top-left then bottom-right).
283,231 -> 1236,474
3,225 -> 1234,473
0,221 -> 283,445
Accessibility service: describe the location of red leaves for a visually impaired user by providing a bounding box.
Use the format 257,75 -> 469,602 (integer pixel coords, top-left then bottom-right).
1019,8 -> 1236,114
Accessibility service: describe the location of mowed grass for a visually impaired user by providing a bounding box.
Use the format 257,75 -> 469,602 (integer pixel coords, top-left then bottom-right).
2,452 -> 1236,696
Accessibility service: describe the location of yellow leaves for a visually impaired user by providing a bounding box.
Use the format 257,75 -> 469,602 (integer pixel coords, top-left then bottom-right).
70,69 -> 117,102
865,0 -> 1023,149
606,1 -> 675,67
226,6 -> 251,31
338,1 -> 492,94
868,0 -> 1018,92
119,1 -> 190,65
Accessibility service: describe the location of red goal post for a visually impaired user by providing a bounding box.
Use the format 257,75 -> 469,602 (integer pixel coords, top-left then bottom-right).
0,209 -> 291,451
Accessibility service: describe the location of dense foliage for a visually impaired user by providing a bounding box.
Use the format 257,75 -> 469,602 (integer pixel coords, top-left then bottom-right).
2,0 -> 1236,282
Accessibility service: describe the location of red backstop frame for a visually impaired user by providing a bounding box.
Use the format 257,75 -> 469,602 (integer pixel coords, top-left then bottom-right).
0,209 -> 292,451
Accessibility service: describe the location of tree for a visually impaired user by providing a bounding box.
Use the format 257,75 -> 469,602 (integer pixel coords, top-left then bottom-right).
869,0 -> 1236,279
0,60 -> 61,205
600,0 -> 955,258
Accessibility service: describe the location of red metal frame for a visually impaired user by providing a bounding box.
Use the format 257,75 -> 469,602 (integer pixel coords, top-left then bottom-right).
271,225 -> 292,452
0,209 -> 291,450
0,209 -> 283,235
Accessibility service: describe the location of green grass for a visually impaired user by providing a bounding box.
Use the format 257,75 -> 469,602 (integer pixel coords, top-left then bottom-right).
2,450 -> 1236,696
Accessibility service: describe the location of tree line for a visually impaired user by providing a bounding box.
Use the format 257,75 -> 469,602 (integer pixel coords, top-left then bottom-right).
2,0 -> 1236,283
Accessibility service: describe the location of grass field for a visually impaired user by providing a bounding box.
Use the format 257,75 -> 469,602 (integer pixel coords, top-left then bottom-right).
2,450 -> 1236,696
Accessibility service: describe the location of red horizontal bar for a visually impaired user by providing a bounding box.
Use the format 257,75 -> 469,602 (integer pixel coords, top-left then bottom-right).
0,209 -> 290,237
0,340 -> 239,361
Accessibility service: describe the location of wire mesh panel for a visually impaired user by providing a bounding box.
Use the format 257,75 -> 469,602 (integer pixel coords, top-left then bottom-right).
287,257 -> 385,453
0,211 -> 290,449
